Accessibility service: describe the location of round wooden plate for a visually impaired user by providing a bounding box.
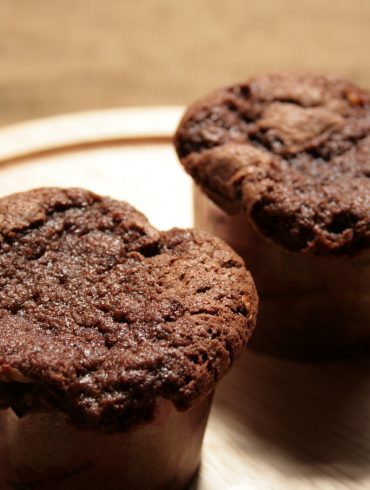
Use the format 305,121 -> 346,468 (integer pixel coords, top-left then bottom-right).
0,107 -> 369,490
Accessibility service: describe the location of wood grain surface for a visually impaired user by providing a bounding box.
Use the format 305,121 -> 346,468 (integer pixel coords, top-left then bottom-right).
0,108 -> 369,490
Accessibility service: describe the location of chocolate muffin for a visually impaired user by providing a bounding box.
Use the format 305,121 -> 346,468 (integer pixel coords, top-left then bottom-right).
175,73 -> 370,358
0,188 -> 257,490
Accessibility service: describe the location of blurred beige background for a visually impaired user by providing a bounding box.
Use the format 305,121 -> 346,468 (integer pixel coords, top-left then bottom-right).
1,0 -> 370,126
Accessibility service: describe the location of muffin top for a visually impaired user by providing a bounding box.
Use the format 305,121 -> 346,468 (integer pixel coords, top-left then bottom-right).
175,74 -> 370,255
0,188 -> 257,431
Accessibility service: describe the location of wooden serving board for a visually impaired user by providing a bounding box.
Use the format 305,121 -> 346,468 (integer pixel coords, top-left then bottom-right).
0,107 -> 369,490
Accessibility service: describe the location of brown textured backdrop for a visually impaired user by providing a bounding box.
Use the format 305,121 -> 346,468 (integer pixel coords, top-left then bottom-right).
1,0 -> 370,126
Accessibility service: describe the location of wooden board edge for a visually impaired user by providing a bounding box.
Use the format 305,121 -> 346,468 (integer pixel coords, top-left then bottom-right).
0,106 -> 184,164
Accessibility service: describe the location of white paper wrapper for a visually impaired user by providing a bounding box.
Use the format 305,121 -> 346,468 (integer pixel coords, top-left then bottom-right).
0,393 -> 213,490
194,186 -> 370,358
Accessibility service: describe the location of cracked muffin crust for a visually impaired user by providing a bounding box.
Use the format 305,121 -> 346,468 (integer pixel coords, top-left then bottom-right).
175,74 -> 370,255
0,188 -> 257,431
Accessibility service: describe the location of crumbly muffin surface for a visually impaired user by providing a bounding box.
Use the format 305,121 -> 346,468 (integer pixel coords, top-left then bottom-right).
175,74 -> 370,254
0,188 -> 257,430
